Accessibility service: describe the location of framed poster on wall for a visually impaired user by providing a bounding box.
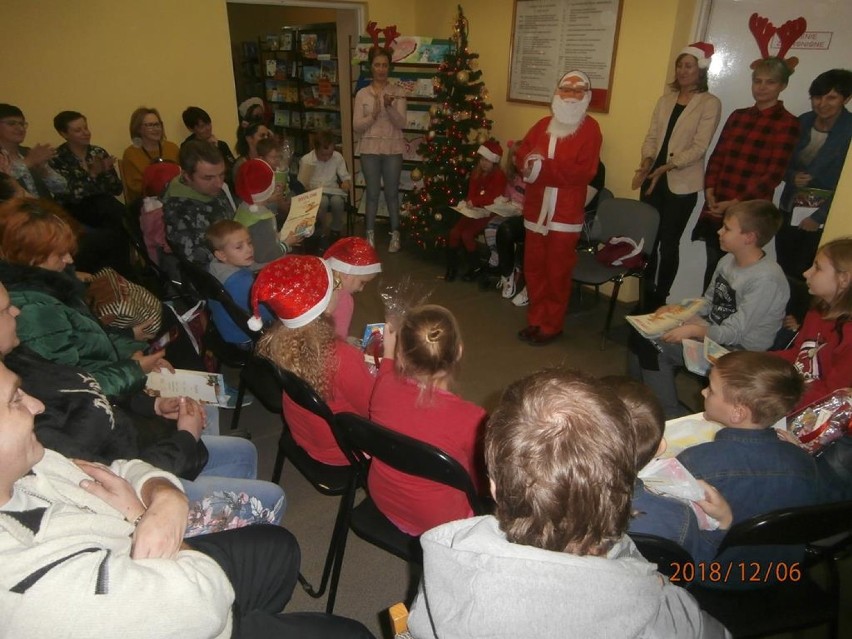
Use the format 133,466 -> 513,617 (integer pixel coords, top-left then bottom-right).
507,0 -> 623,112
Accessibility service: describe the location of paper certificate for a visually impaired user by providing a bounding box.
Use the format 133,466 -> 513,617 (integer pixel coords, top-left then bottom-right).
145,369 -> 226,405
280,187 -> 322,240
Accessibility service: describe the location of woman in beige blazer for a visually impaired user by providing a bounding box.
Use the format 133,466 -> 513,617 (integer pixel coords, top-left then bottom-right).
633,43 -> 721,305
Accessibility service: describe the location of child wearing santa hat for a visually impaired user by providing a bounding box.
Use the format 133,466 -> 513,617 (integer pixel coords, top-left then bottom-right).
324,236 -> 382,339
445,140 -> 507,283
253,255 -> 375,466
234,158 -> 299,264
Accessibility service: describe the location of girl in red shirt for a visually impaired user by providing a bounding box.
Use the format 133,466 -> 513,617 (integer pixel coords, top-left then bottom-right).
251,255 -> 375,466
368,305 -> 486,535
445,141 -> 507,282
774,237 -> 852,411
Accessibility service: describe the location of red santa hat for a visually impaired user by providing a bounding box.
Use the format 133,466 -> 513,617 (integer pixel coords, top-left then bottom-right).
247,255 -> 333,331
323,237 -> 382,275
236,159 -> 275,210
477,140 -> 503,164
680,42 -> 714,69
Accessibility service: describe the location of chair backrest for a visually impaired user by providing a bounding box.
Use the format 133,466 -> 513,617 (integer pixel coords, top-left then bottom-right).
334,411 -> 488,515
174,252 -> 256,333
629,533 -> 694,579
240,354 -> 284,413
592,198 -> 660,255
717,500 -> 852,555
278,367 -> 336,425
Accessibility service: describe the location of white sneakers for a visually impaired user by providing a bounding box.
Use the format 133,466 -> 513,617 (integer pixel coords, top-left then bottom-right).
366,230 -> 375,248
389,230 -> 401,253
501,269 -> 519,299
512,286 -> 529,306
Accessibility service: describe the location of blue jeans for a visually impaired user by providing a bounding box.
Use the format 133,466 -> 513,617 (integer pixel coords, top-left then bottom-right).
360,153 -> 402,232
181,436 -> 286,525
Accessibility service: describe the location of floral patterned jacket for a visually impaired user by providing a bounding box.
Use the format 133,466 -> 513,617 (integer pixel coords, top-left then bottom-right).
50,143 -> 123,204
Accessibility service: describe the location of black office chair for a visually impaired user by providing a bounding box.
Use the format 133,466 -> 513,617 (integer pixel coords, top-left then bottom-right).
628,532 -> 694,581
240,356 -> 354,604
571,197 -> 660,349
326,411 -> 490,614
687,500 -> 852,638
166,244 -> 260,430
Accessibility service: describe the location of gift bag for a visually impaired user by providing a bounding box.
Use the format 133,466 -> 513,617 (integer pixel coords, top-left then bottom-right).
595,236 -> 645,269
86,267 -> 162,334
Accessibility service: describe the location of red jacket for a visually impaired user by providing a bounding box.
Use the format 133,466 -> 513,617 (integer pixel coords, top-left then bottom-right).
515,115 -> 602,232
466,166 -> 507,207
773,310 -> 852,411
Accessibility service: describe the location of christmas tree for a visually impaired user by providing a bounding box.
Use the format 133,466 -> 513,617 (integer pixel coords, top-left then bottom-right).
403,5 -> 494,252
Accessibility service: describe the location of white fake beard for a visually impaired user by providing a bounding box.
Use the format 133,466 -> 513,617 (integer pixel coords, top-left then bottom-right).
547,92 -> 591,138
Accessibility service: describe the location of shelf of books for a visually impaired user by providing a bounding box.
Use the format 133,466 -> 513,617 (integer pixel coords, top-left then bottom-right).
349,35 -> 452,219
259,23 -> 341,159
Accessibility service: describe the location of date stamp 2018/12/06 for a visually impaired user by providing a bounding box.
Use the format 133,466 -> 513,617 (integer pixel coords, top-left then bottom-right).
670,561 -> 801,584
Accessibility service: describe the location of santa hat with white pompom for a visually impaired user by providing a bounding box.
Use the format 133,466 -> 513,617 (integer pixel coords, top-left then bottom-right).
247,255 -> 333,331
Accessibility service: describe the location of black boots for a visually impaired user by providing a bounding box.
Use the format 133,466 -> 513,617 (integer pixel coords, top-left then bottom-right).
461,250 -> 483,282
445,247 -> 459,282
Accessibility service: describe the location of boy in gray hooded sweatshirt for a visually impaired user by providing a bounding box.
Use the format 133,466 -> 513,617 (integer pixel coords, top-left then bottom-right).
408,368 -> 730,639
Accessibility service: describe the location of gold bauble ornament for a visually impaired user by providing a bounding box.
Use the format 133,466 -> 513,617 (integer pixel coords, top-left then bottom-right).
410,167 -> 423,182
427,130 -> 436,140
434,212 -> 443,222
429,104 -> 439,116
456,70 -> 470,83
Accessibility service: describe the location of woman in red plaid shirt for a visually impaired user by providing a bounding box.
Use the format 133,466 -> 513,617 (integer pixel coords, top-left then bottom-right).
692,57 -> 800,288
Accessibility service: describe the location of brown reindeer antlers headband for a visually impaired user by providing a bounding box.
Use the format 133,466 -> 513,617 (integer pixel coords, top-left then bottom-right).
749,12 -> 807,73
366,21 -> 400,51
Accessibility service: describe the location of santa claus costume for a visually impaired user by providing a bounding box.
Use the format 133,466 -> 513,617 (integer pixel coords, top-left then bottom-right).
516,70 -> 602,345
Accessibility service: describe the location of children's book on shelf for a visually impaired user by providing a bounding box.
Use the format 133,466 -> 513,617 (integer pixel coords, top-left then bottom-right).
280,187 -> 322,239
145,369 -> 229,407
274,110 -> 290,127
302,65 -> 321,84
388,73 -> 436,98
405,107 -> 431,131
279,30 -> 293,51
626,299 -> 707,339
290,111 -> 302,128
301,85 -> 320,107
402,134 -> 425,161
316,82 -> 338,107
264,34 -> 280,51
265,59 -> 278,77
319,60 -> 338,83
300,33 -> 318,58
354,35 -> 452,64
313,31 -> 332,57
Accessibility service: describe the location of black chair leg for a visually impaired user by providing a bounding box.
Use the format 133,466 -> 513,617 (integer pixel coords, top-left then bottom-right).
229,378 -> 247,430
271,441 -> 286,485
601,279 -> 622,350
299,486 -> 353,601
325,477 -> 359,614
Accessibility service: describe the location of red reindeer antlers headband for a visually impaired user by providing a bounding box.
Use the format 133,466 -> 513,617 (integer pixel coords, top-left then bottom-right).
366,21 -> 400,51
748,12 -> 807,72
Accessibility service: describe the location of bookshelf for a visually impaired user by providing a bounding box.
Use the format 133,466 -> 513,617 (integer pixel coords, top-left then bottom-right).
259,23 -> 341,162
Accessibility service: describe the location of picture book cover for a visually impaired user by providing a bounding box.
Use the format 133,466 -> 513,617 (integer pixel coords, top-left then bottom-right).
302,65 -> 321,83
301,33 -> 318,58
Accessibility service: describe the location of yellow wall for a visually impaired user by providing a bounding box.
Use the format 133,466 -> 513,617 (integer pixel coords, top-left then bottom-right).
2,0 -> 850,242
226,5 -> 337,44
1,0 -> 239,158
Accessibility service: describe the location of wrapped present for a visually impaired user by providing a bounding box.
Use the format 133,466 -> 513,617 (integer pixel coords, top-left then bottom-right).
787,388 -> 852,455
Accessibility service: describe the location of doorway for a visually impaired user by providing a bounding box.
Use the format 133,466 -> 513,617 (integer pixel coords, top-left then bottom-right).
225,1 -> 363,172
